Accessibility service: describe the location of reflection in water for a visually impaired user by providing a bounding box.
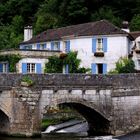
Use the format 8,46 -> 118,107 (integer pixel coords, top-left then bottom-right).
1,133 -> 140,140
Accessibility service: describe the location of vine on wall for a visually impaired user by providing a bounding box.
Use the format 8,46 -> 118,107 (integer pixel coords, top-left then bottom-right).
0,54 -> 21,72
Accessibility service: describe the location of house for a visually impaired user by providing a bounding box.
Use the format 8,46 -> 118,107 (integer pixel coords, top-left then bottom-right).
18,20 -> 133,74
130,31 -> 140,71
0,20 -> 134,74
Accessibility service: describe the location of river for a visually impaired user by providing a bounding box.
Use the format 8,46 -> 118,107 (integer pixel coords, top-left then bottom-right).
1,133 -> 140,140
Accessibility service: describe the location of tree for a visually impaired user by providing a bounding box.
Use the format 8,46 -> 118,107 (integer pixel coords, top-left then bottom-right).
44,51 -> 90,73
91,6 -> 121,26
130,14 -> 140,31
44,55 -> 63,73
109,57 -> 135,74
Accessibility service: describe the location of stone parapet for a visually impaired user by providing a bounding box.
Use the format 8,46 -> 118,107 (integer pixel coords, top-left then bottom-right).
0,49 -> 60,58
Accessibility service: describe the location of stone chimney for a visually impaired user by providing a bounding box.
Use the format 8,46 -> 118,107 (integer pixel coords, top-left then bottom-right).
24,26 -> 33,41
121,21 -> 130,33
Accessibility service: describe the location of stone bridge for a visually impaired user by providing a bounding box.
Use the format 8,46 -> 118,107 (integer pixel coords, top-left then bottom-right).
0,74 -> 140,137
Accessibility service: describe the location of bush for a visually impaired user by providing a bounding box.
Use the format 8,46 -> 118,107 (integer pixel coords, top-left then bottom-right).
109,57 -> 135,74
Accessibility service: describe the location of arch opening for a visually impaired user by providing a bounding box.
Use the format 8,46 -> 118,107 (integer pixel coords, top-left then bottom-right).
61,103 -> 111,136
0,109 -> 10,135
43,102 -> 111,136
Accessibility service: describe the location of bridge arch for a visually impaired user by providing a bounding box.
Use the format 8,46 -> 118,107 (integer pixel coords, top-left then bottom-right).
0,103 -> 11,134
45,98 -> 111,135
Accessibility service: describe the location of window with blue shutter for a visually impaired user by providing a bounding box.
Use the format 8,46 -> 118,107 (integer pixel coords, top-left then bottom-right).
22,63 -> 27,74
44,43 -> 47,49
92,38 -> 96,53
0,63 -> 3,72
6,63 -> 9,73
51,42 -> 54,50
91,63 -> 96,74
36,63 -> 41,74
66,41 -> 70,53
103,63 -> 107,74
58,42 -> 60,50
37,44 -> 40,50
65,64 -> 69,74
103,38 -> 107,52
20,45 -> 23,49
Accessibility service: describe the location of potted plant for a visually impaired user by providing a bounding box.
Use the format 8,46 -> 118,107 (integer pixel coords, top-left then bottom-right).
21,76 -> 34,87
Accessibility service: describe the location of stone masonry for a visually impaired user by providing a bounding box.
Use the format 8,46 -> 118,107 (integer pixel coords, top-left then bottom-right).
0,74 -> 140,136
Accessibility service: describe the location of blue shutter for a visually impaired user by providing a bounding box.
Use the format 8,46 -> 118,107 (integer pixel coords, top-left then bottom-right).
66,41 -> 70,53
65,64 -> 69,74
103,63 -> 107,74
36,63 -> 41,74
44,44 -> 47,49
103,38 -> 107,52
51,42 -> 54,50
22,63 -> 27,74
92,38 -> 96,53
6,63 -> 9,73
91,63 -> 96,74
20,45 -> 23,49
37,44 -> 40,50
0,63 -> 3,72
58,42 -> 60,50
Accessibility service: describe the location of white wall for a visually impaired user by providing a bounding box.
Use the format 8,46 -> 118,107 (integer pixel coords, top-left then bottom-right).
60,35 -> 129,72
19,34 -> 130,73
132,36 -> 140,70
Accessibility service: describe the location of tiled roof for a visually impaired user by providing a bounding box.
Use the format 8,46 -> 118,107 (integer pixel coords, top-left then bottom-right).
20,20 -> 133,45
130,31 -> 140,39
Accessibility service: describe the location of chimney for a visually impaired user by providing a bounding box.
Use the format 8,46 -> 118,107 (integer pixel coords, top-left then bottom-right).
24,26 -> 33,41
121,21 -> 130,33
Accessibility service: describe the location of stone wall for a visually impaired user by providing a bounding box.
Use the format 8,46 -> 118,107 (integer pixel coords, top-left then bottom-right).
0,74 -> 140,136
0,50 -> 60,58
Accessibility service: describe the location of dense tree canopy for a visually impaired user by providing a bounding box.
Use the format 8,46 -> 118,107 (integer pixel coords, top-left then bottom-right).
1,0 -> 140,50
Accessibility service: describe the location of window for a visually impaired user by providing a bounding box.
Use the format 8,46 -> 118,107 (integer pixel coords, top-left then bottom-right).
54,42 -> 60,50
40,44 -> 46,50
97,64 -> 103,74
138,42 -> 140,49
37,43 -> 46,50
0,62 -> 8,73
24,45 -> 32,49
138,60 -> 140,66
3,63 -> 8,73
27,63 -> 35,73
97,38 -> 103,52
64,41 -> 70,53
91,63 -> 107,74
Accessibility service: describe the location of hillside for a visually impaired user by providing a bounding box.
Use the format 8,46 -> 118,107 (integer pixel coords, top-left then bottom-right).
0,0 -> 140,50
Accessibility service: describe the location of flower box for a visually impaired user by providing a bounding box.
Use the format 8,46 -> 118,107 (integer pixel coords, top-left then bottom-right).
94,52 -> 104,57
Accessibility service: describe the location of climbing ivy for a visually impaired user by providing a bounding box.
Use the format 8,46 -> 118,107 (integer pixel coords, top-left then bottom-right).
0,54 -> 21,72
45,51 -> 90,73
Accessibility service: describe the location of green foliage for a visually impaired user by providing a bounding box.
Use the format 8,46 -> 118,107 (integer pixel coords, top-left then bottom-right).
0,54 -> 21,72
91,6 -> 122,26
45,51 -> 90,73
44,55 -> 63,73
21,76 -> 34,86
130,14 -> 140,31
1,0 -> 140,49
109,57 -> 135,74
0,15 -> 24,50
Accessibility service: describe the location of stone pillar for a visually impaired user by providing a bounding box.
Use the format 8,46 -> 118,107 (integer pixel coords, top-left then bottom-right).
9,87 -> 41,137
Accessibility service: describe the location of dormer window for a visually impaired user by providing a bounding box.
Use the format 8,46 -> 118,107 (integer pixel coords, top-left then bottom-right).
37,43 -> 46,50
97,38 -> 103,52
54,42 -> 60,50
51,41 -> 60,51
20,45 -> 32,50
